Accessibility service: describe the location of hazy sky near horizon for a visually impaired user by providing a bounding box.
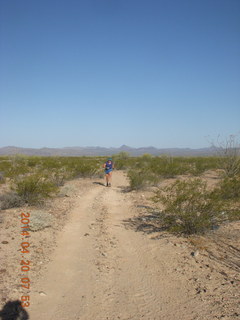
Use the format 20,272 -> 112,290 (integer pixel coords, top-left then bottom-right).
0,0 -> 239,149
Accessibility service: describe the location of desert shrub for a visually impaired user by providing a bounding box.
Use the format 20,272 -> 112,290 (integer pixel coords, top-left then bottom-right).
71,161 -> 100,178
6,156 -> 31,178
128,170 -> 148,190
130,156 -> 222,178
26,157 -> 41,168
150,156 -> 189,178
30,156 -> 104,180
40,157 -> 63,170
0,160 -> 12,176
113,159 -> 126,170
189,157 -> 220,176
43,167 -> 70,187
112,152 -> 132,170
127,156 -> 193,190
54,157 -> 104,179
153,179 -> 221,235
210,178 -> 240,222
0,156 -> 107,191
29,210 -> 54,231
128,169 -> 158,190
221,155 -> 240,178
141,153 -> 153,160
14,174 -> 58,205
115,151 -> 130,160
212,177 -> 240,200
49,170 -> 67,186
226,209 -> 240,221
112,158 -> 129,170
0,172 -> 5,184
0,192 -> 24,209
214,134 -> 240,178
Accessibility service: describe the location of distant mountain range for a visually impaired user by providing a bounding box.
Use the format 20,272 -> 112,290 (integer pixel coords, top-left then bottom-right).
0,145 -> 218,157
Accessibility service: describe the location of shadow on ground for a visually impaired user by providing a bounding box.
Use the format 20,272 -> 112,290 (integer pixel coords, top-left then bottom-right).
117,186 -> 132,193
0,300 -> 29,320
92,182 -> 105,187
123,207 -> 168,237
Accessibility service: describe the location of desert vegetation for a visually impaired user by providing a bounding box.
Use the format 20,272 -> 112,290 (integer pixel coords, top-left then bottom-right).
0,149 -> 239,235
119,146 -> 240,234
152,177 -> 240,235
0,155 -> 104,208
126,155 -> 222,190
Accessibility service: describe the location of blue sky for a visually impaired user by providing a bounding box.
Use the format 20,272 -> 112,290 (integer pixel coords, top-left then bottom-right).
0,0 -> 239,149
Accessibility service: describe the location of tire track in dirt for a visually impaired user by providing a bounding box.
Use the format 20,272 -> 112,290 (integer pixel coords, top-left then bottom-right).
29,171 -> 217,320
29,185 -> 108,320
91,183 -> 204,320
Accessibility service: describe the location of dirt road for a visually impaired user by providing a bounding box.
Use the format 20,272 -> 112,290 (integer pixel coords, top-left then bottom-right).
28,171 -> 237,320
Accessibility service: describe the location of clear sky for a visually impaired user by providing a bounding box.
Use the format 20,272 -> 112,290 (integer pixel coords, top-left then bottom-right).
0,0 -> 239,149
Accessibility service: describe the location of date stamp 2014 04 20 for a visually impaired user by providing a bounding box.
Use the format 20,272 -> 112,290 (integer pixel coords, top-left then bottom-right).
20,212 -> 31,308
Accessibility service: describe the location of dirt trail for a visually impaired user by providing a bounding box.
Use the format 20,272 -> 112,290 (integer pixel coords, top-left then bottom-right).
28,171 -> 225,320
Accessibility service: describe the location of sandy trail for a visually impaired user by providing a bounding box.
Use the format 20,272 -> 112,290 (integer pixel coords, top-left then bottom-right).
29,171 -> 210,320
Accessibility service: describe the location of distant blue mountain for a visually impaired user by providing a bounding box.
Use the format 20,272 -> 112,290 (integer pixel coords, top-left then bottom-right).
0,145 -> 217,156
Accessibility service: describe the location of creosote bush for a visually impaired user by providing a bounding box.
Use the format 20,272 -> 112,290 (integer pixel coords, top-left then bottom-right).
128,169 -> 158,190
213,177 -> 240,200
153,179 -> 222,235
14,174 -> 58,205
126,156 -> 222,190
128,170 -> 148,190
0,156 -> 105,207
210,177 -> 240,221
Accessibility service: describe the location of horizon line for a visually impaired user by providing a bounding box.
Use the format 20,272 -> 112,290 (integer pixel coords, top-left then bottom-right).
0,145 -> 213,150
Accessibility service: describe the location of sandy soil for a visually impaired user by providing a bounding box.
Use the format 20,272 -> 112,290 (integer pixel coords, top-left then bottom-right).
0,170 -> 239,320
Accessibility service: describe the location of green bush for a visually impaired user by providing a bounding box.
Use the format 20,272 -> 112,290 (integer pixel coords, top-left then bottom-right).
226,209 -> 240,221
4,157 -> 30,178
208,177 -> 240,221
213,177 -> 240,200
26,156 -> 41,168
128,169 -> 158,190
14,174 -> 58,205
0,155 -> 224,184
0,160 -> 12,176
189,157 -> 220,176
153,179 -> 221,235
48,169 -> 67,186
113,159 -> 127,170
150,156 -> 189,178
128,170 -> 148,190
71,161 -> 101,178
112,152 -> 132,170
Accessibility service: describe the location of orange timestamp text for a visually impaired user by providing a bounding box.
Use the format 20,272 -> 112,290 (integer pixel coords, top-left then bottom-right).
20,212 -> 31,308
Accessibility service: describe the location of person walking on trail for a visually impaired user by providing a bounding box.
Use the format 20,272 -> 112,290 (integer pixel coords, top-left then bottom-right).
103,158 -> 114,187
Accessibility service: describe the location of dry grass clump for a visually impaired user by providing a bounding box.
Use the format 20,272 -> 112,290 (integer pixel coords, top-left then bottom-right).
0,192 -> 24,209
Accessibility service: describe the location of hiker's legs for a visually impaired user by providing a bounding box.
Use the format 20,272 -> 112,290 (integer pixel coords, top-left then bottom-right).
108,171 -> 112,184
105,173 -> 109,185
